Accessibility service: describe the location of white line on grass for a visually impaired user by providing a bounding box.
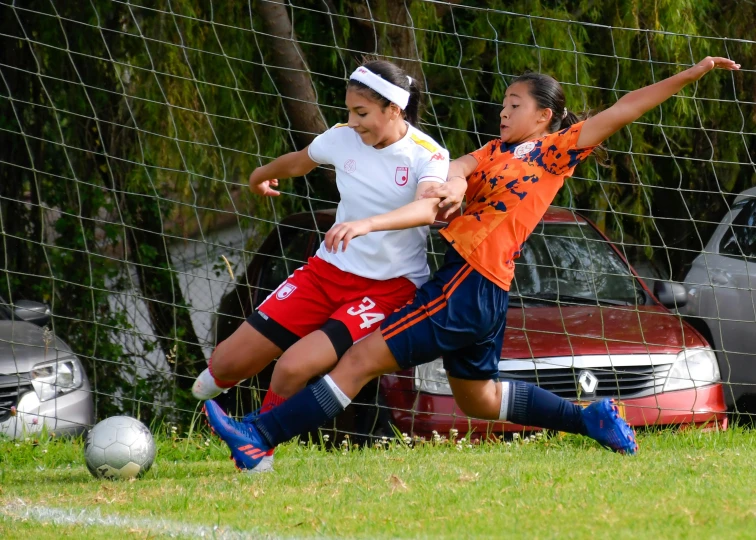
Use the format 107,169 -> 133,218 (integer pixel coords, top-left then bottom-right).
1,502 -> 280,539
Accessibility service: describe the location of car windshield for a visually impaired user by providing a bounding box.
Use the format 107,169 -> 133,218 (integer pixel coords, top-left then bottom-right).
427,221 -> 643,306
511,222 -> 642,305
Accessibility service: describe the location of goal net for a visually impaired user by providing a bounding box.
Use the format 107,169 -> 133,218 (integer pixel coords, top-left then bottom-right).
1,0 -> 753,440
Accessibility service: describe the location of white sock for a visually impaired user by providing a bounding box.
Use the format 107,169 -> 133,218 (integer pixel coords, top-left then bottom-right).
323,375 -> 351,408
498,381 -> 512,421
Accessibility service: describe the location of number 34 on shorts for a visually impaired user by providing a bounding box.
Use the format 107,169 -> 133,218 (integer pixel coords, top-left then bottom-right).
346,297 -> 385,330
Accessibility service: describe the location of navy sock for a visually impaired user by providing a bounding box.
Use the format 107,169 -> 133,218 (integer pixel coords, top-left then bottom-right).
253,378 -> 345,447
508,381 -> 587,435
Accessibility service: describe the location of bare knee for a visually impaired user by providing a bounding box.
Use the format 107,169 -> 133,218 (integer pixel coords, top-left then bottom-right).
270,354 -> 313,397
330,343 -> 390,398
208,325 -> 282,381
340,346 -> 383,378
269,330 -> 340,397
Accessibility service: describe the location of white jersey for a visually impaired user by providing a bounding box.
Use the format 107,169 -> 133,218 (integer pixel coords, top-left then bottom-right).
308,122 -> 450,287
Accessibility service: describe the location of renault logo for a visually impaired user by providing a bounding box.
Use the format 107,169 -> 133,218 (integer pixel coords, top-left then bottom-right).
578,370 -> 599,395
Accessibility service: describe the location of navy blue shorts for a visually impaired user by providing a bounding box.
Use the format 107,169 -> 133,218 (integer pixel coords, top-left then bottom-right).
380,246 -> 509,380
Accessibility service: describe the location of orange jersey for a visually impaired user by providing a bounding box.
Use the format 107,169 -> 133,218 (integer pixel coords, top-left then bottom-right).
440,121 -> 595,291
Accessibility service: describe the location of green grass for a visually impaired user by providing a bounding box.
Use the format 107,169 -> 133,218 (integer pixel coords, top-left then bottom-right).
1,426 -> 756,539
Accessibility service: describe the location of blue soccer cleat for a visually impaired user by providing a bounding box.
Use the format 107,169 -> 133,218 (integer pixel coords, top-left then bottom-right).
203,400 -> 272,471
581,399 -> 638,455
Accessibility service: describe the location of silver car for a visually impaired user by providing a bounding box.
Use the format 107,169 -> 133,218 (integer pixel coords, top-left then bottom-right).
0,296 -> 93,438
676,187 -> 756,411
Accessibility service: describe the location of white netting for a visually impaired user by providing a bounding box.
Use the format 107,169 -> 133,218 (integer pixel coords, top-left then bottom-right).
0,0 -> 753,439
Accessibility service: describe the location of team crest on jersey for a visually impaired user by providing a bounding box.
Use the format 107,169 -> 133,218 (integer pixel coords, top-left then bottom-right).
514,141 -> 536,159
276,282 -> 297,300
344,159 -> 357,173
395,166 -> 409,186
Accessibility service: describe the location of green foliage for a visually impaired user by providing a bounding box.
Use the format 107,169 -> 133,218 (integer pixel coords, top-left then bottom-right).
398,0 -> 754,271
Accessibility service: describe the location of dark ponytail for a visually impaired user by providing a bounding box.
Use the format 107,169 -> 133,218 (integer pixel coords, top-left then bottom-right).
512,72 -> 607,163
560,109 -> 581,131
347,59 -> 422,125
404,76 -> 422,127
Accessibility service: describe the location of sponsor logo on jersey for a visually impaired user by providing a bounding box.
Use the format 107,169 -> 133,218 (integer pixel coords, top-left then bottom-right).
395,166 -> 409,186
344,159 -> 357,173
430,152 -> 446,162
276,283 -> 297,300
514,141 -> 536,159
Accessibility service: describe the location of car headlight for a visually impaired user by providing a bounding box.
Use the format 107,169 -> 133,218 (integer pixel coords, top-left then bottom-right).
662,348 -> 720,392
414,358 -> 453,395
31,357 -> 84,401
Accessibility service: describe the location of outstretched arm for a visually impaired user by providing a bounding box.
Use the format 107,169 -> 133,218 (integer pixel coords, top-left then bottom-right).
324,182 -> 442,252
577,57 -> 740,149
248,147 -> 318,197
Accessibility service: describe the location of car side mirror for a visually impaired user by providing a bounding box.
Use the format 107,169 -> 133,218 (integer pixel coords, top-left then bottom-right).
654,282 -> 688,309
14,300 -> 52,327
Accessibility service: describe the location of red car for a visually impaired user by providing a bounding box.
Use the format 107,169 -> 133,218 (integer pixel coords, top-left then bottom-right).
215,208 -> 726,440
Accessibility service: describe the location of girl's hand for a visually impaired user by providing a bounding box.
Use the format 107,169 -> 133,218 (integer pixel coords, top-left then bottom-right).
688,56 -> 740,81
422,178 -> 466,219
325,220 -> 372,252
249,170 -> 281,197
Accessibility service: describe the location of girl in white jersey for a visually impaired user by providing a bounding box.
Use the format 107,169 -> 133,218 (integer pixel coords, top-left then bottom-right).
192,60 -> 449,469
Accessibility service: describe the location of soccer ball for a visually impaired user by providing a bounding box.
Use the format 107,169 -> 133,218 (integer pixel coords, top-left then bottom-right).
84,416 -> 156,479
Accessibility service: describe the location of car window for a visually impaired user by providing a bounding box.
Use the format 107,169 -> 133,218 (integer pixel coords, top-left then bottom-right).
0,295 -> 9,320
427,223 -> 640,304
255,224 -> 313,301
720,199 -> 756,261
511,222 -> 641,304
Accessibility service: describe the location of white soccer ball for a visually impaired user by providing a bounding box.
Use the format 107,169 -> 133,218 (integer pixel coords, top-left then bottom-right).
84,416 -> 156,480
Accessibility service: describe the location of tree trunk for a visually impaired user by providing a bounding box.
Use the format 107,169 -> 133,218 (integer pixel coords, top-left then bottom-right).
348,0 -> 424,79
254,0 -> 330,152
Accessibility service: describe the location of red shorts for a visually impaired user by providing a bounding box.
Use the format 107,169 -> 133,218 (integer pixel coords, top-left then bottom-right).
255,256 -> 417,345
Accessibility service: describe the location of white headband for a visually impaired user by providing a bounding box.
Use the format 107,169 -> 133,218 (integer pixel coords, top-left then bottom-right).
349,67 -> 410,110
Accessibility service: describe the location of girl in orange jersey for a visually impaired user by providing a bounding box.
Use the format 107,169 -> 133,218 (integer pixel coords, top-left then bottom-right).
204,57 -> 739,468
